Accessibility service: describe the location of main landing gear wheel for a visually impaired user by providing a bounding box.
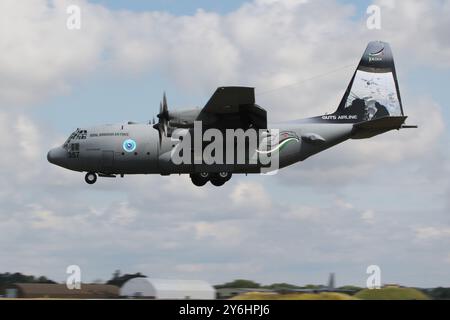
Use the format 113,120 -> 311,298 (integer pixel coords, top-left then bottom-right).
218,172 -> 232,181
190,172 -> 209,187
210,172 -> 232,187
85,172 -> 97,185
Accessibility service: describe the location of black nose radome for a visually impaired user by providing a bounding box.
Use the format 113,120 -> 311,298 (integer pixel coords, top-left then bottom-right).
47,150 -> 53,163
47,147 -> 65,166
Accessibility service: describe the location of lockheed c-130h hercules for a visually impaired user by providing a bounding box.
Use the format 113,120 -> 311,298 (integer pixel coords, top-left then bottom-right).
47,41 -> 416,187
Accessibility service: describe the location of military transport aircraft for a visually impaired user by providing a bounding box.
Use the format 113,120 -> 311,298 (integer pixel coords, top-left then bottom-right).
47,41 -> 416,187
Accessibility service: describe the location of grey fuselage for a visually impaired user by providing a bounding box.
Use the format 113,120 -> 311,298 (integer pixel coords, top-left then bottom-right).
47,120 -> 353,175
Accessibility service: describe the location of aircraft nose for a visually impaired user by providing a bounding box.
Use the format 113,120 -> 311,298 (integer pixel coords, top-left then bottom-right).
47,147 -> 66,166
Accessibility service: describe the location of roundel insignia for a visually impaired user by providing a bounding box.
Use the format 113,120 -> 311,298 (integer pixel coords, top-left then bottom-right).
123,139 -> 137,152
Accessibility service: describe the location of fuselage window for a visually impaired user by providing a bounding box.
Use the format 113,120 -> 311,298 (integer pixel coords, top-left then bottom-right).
68,143 -> 80,158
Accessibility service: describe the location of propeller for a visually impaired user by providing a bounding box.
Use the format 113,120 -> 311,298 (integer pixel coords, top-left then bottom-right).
153,92 -> 170,144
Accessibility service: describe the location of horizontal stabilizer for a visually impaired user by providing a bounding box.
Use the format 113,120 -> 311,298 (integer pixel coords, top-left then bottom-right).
401,124 -> 418,129
352,116 -> 407,139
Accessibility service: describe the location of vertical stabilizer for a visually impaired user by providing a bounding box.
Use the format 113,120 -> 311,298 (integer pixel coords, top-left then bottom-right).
334,41 -> 404,123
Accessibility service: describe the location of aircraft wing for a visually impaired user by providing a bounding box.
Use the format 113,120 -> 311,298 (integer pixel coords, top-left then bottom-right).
196,87 -> 267,130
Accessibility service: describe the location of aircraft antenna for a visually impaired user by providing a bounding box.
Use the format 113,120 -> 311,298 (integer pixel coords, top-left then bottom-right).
257,64 -> 354,96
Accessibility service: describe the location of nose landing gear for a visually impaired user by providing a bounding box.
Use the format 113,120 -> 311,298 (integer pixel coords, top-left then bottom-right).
85,172 -> 97,185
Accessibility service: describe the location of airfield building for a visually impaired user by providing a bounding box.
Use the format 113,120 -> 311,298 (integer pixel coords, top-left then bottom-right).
120,278 -> 215,299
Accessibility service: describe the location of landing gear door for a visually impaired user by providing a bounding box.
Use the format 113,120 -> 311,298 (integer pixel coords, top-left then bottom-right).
101,150 -> 114,173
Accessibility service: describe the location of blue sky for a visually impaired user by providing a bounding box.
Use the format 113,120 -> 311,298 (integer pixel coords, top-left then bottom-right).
88,0 -> 374,15
89,0 -> 246,15
1,0 -> 449,288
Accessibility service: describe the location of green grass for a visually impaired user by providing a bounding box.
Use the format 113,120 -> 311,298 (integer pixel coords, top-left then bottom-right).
230,292 -> 357,300
230,287 -> 431,300
354,287 -> 430,300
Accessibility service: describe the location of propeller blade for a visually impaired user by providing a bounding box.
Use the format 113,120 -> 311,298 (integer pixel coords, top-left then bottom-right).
154,91 -> 170,145
163,92 -> 168,113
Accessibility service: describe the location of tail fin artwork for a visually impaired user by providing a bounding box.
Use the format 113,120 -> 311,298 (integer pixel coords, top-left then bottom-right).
324,41 -> 416,137
335,41 -> 404,122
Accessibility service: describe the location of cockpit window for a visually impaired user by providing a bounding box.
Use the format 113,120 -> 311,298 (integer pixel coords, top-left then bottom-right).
76,130 -> 87,140
63,130 -> 77,149
63,129 -> 87,150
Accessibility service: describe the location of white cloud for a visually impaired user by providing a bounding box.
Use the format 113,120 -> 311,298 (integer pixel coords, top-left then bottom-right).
335,198 -> 355,210
281,205 -> 322,221
230,182 -> 272,212
415,226 -> 450,241
108,201 -> 138,226
174,262 -> 259,274
372,0 -> 450,68
361,210 -> 375,224
190,221 -> 244,245
29,205 -> 64,230
14,115 -> 42,161
0,0 -> 109,106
